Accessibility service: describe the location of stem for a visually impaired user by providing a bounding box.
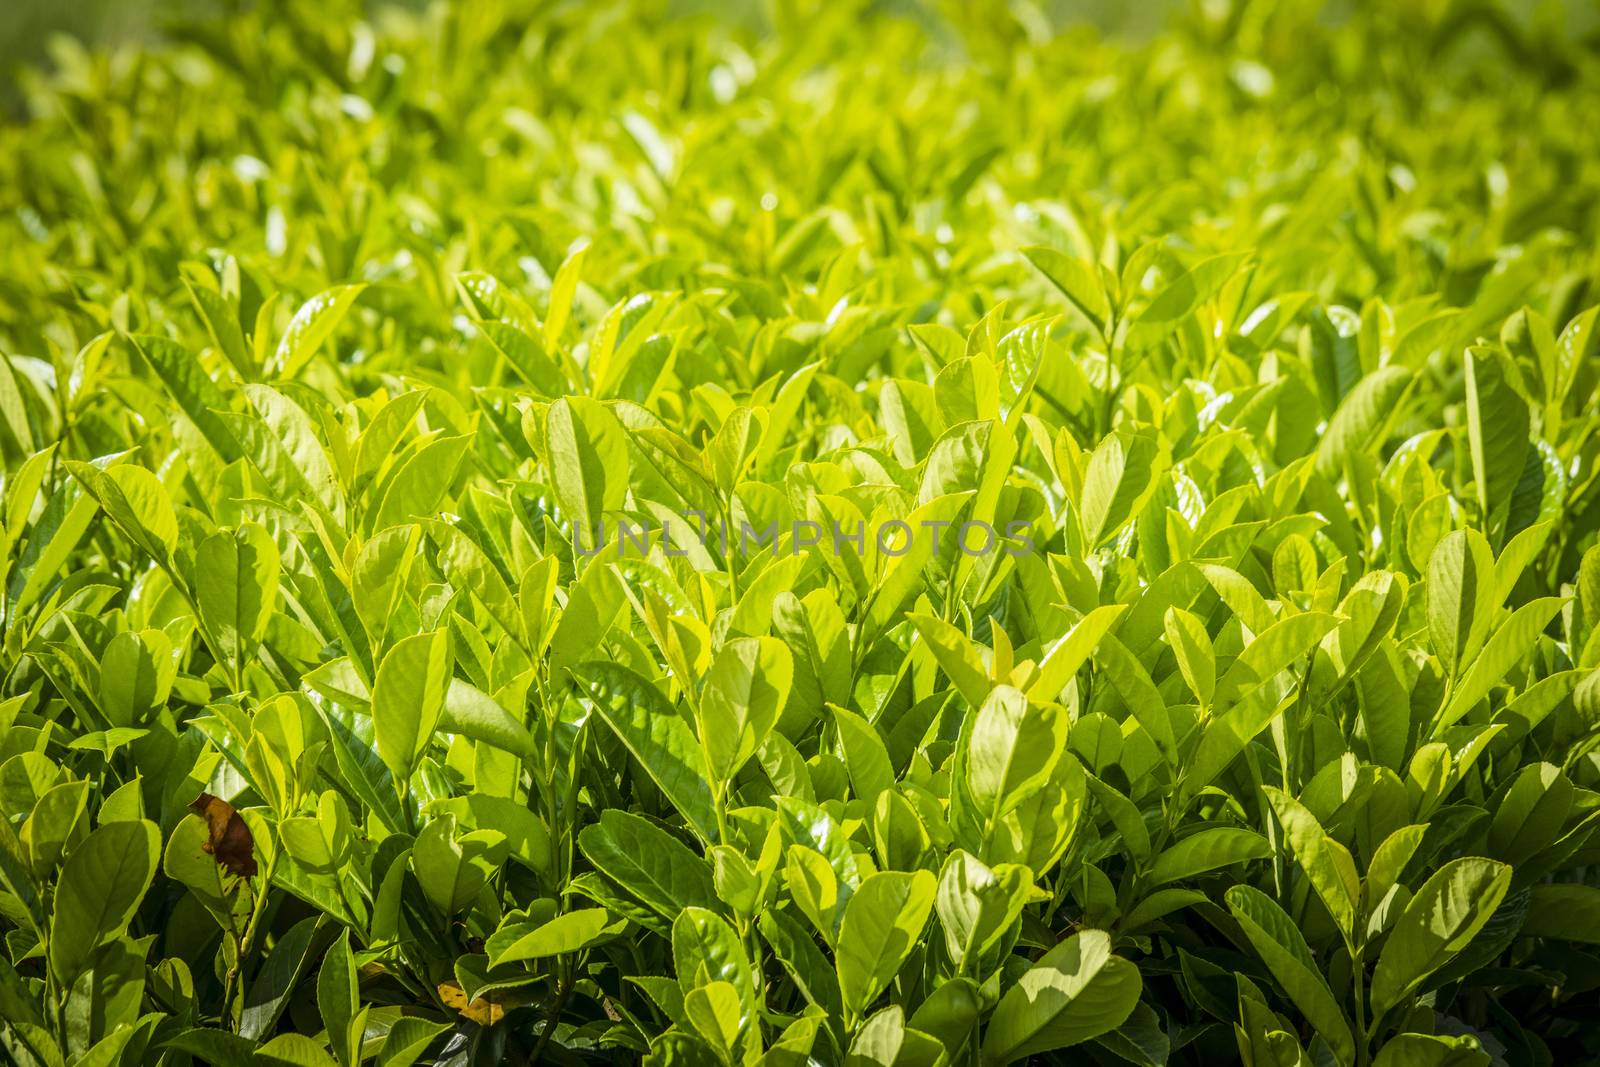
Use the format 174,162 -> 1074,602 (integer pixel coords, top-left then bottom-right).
1243,743 -> 1283,897
1099,317 -> 1121,437
1353,950 -> 1369,1067
532,963 -> 574,1064
713,780 -> 731,846
226,867 -> 275,1029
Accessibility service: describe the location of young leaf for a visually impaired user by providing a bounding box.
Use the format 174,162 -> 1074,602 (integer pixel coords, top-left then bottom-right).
372,630 -> 452,783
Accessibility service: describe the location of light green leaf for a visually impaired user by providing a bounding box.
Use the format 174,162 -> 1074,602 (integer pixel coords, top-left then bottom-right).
1463,345 -> 1530,530
699,636 -> 793,781
372,630 -> 452,782
273,284 -> 367,378
1164,607 -> 1215,708
1022,246 -> 1110,334
1080,431 -> 1163,549
1372,1033 -> 1490,1067
1026,605 -> 1128,703
967,686 -> 1068,830
1315,366 -> 1414,478
440,679 -> 535,760
195,523 -> 280,676
1427,529 -> 1497,684
547,396 -> 629,537
837,869 -> 937,1018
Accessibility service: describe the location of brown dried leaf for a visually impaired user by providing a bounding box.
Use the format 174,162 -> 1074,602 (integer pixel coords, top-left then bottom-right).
188,792 -> 258,878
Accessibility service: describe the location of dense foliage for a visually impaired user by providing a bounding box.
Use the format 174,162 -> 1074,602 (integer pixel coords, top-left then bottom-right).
3,1 -> 1600,1064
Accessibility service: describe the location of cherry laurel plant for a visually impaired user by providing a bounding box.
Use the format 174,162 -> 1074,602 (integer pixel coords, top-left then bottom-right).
2,1 -> 1600,1065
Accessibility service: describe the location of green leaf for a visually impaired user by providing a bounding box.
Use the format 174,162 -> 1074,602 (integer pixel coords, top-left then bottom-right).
0,354 -> 36,455
1146,827 -> 1270,888
241,916 -> 326,1040
1372,1033 -> 1490,1067
1026,605 -> 1128,703
966,686 -> 1068,831
48,819 -> 159,983
1365,825 -> 1428,917
1225,885 -> 1356,1067
685,980 -> 743,1056
487,907 -> 619,966
1435,596 -> 1564,730
131,335 -> 243,462
1022,246 -> 1110,335
579,662 -> 720,845
183,276 -> 254,378
440,679 -> 535,759
1427,529 -> 1497,684
1079,431 -> 1163,549
480,322 -> 566,396
759,908 -> 842,1017
1263,788 -> 1361,944
837,869 -> 937,1019
195,523 -> 280,676
545,243 -> 588,348
66,463 -> 178,565
1521,884 -> 1600,943
369,433 -> 471,534
433,794 -> 551,874
699,636 -> 793,781
243,384 -> 346,522
1087,775 -> 1151,862
979,929 -> 1142,1065
410,813 -> 508,915
935,850 -> 1032,975
273,284 -> 367,378
909,612 -> 993,708
546,396 -> 629,537
317,932 -> 359,1067
831,705 -> 896,807
256,1032 -> 341,1066
1315,366 -> 1413,478
98,629 -> 173,727
372,630 -> 452,782
672,908 -> 756,1037
376,1017 -> 451,1067
578,809 -> 720,927
1164,607 -> 1215,708
1463,345 -> 1530,530
1369,857 -> 1512,1020
1121,888 -> 1208,933
1215,612 -> 1338,706
1094,634 -> 1179,763
163,813 -> 240,929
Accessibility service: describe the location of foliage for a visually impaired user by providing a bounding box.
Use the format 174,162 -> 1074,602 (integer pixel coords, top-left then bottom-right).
2,0 -> 1600,1064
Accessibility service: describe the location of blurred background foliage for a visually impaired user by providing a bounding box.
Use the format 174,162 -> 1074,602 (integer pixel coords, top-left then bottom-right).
5,0 -> 1598,106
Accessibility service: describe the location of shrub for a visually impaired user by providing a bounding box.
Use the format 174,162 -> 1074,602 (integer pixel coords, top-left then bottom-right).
1,1 -> 1599,1065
